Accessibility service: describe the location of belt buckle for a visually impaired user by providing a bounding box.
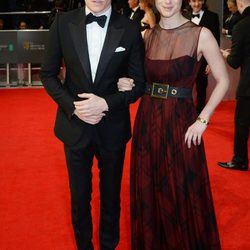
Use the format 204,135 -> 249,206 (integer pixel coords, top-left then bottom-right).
151,82 -> 169,99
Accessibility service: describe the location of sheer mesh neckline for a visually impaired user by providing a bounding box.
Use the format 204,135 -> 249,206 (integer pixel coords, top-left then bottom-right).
158,21 -> 190,31
144,21 -> 202,61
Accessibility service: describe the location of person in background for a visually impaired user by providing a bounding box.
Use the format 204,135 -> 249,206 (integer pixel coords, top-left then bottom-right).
218,0 -> 250,171
40,0 -> 145,249
17,20 -> 28,86
184,0 -> 220,115
139,0 -> 156,30
112,0 -> 130,15
117,0 -> 229,248
19,20 -> 28,29
0,18 -> 4,30
65,0 -> 83,11
128,0 -> 145,24
47,0 -> 65,28
0,18 -> 5,77
222,0 -> 241,36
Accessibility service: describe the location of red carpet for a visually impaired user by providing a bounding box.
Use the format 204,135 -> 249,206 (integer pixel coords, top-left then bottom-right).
0,89 -> 249,250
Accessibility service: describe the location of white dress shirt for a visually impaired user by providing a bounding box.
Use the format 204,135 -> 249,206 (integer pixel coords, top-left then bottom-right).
191,10 -> 204,25
85,6 -> 111,82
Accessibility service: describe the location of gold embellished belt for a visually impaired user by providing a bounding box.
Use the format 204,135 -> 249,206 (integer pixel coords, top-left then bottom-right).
145,82 -> 192,99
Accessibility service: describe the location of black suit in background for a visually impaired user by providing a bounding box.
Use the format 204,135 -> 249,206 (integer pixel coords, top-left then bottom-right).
40,7 -> 145,250
185,10 -> 220,114
129,7 -> 145,24
226,6 -> 250,166
223,11 -> 241,36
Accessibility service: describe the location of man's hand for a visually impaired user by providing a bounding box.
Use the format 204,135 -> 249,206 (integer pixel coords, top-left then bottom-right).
73,109 -> 105,124
205,64 -> 211,75
73,93 -> 108,125
117,77 -> 134,91
220,48 -> 231,59
222,28 -> 228,35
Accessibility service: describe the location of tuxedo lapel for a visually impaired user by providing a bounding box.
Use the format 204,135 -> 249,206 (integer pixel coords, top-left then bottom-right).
69,9 -> 92,84
94,12 -> 125,85
133,8 -> 141,20
199,11 -> 208,26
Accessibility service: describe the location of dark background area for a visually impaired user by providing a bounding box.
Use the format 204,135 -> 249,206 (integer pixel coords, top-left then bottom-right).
0,0 -> 130,29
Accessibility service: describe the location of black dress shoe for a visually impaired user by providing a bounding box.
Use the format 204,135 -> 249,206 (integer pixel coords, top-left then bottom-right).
217,161 -> 248,171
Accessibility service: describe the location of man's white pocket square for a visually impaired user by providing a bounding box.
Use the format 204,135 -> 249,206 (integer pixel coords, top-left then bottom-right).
115,47 -> 126,52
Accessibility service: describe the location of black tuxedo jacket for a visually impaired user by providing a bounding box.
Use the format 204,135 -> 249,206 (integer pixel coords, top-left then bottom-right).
223,11 -> 241,36
227,7 -> 250,98
199,10 -> 220,45
40,8 -> 145,149
130,7 -> 145,24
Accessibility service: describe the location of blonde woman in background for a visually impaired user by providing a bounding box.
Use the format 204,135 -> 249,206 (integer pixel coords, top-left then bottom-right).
139,0 -> 156,30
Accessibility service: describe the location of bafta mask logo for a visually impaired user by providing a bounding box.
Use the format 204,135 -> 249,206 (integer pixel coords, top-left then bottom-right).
23,42 -> 30,50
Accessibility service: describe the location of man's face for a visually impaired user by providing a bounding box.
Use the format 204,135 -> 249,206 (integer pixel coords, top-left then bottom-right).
128,0 -> 139,9
227,1 -> 238,13
85,0 -> 111,15
188,0 -> 204,13
0,20 -> 4,30
236,0 -> 244,14
19,21 -> 27,29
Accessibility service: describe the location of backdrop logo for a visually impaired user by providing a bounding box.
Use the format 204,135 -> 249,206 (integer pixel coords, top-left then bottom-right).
8,44 -> 14,51
22,41 -> 45,51
23,42 -> 30,50
0,44 -> 14,52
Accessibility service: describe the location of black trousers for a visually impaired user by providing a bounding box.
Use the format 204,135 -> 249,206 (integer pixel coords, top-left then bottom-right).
196,60 -> 208,115
64,140 -> 126,250
233,97 -> 250,165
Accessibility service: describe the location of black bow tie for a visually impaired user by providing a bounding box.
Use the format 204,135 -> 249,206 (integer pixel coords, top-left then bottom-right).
192,13 -> 200,18
85,13 -> 107,28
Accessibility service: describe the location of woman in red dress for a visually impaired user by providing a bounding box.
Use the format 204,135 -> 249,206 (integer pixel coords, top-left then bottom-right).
118,0 -> 229,249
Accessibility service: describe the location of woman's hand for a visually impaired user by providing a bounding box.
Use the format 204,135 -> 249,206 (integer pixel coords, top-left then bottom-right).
117,77 -> 135,91
205,64 -> 211,75
184,120 -> 208,149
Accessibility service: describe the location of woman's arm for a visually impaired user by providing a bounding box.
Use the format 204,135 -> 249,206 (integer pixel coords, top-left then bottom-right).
198,27 -> 229,121
185,27 -> 230,148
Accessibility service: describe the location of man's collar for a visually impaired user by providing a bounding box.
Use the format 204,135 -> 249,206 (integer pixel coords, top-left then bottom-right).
192,10 -> 204,17
241,6 -> 250,18
132,6 -> 140,12
85,5 -> 112,18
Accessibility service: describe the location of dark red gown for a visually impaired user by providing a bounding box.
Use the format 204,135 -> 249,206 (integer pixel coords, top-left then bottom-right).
130,22 -> 221,250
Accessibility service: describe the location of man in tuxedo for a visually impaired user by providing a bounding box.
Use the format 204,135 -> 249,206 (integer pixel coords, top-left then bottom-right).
128,0 -> 144,24
218,0 -> 250,171
222,0 -> 241,36
40,0 -> 145,249
185,0 -> 220,114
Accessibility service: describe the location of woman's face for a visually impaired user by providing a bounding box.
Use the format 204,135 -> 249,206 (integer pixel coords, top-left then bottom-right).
155,0 -> 183,18
188,0 -> 204,13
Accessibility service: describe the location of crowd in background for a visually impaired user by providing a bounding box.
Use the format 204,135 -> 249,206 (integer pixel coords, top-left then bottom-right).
0,0 -> 242,32
0,0 -> 241,31
0,0 -> 83,29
